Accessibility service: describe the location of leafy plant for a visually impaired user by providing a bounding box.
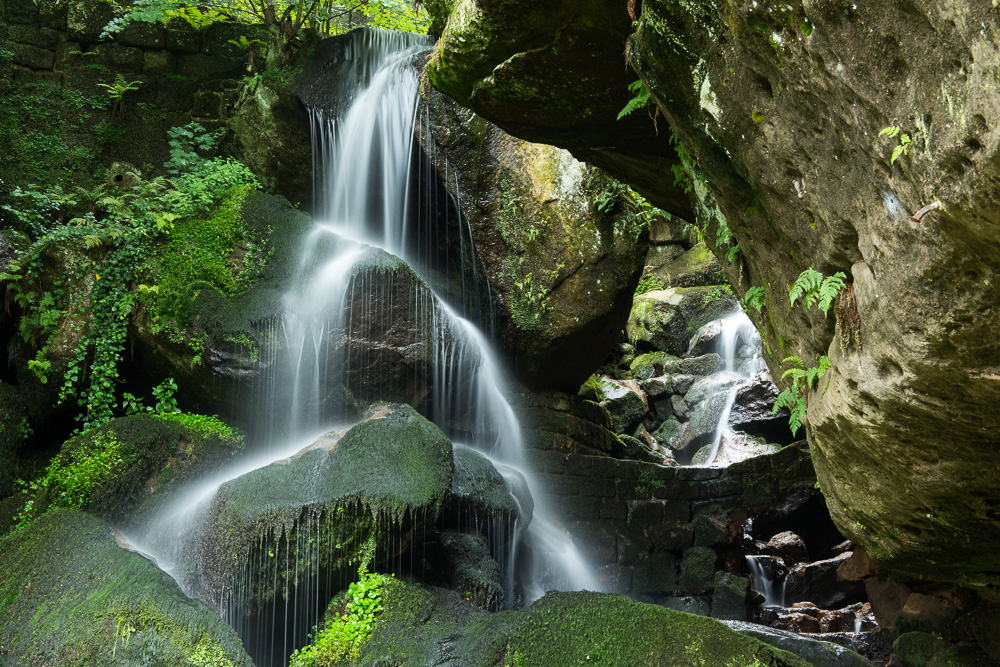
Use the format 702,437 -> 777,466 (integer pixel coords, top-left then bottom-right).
788,267 -> 847,315
164,122 -> 222,175
12,430 -> 137,531
289,542 -> 389,665
879,126 -> 913,164
772,355 -> 831,436
618,79 -> 653,120
743,286 -> 766,313
97,75 -> 142,121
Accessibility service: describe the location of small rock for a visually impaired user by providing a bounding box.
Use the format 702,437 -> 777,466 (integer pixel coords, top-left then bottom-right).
766,531 -> 810,563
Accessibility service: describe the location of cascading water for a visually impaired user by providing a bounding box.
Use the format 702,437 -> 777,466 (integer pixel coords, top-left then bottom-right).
127,28 -> 597,665
745,555 -> 787,608
694,311 -> 768,466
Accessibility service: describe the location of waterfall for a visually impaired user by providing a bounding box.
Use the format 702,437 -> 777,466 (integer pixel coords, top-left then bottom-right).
745,555 -> 786,608
125,28 -> 598,665
697,311 -> 767,466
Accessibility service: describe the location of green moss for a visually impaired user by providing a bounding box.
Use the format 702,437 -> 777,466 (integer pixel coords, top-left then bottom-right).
355,583 -> 809,667
146,184 -> 260,330
0,509 -> 252,665
199,405 -> 455,613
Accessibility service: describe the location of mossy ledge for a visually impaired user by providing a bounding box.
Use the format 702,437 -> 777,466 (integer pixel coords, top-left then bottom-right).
341,579 -> 810,667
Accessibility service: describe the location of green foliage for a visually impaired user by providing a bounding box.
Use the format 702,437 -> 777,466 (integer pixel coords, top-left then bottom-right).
772,355 -> 831,436
617,79 -> 653,120
879,125 -> 913,164
164,123 -> 223,176
97,75 -> 142,121
13,431 -> 137,531
289,553 -> 389,666
2,158 -> 259,433
124,378 -> 244,446
743,286 -> 766,313
788,267 -> 847,315
634,275 -> 665,297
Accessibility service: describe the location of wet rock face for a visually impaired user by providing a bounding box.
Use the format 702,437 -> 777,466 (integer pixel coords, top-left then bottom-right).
197,404 -> 455,612
424,0 -> 1000,587
418,87 -> 649,392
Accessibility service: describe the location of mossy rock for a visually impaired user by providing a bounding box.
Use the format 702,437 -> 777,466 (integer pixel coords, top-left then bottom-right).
349,580 -> 810,666
197,404 -> 454,611
25,414 -> 243,530
221,78 -> 311,207
626,287 -> 738,355
0,509 -> 253,666
895,631 -> 948,667
926,644 -> 993,667
450,445 -> 532,526
679,546 -> 718,593
659,241 -> 726,289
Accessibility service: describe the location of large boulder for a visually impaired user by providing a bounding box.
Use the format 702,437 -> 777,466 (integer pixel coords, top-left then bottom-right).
422,0 -> 1000,590
20,414 -> 243,529
197,404 -> 454,612
0,509 -> 252,666
222,79 -> 312,208
419,86 -> 649,392
724,620 -> 874,667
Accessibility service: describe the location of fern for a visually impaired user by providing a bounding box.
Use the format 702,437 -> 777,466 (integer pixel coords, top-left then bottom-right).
617,79 -> 652,120
788,268 -> 823,308
816,273 -> 846,315
743,286 -> 766,313
789,267 -> 847,315
772,354 -> 831,436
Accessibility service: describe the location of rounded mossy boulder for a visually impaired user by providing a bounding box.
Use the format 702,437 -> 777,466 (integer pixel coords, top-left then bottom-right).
449,445 -> 532,526
198,404 -> 455,611
0,508 -> 252,666
350,580 -> 810,667
20,414 -> 243,530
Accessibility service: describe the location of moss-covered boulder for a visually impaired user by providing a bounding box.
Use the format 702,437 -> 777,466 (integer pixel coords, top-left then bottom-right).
438,530 -> 504,610
724,620 -> 874,667
197,404 -> 454,611
0,509 -> 252,666
419,81 -> 649,392
20,414 -> 243,530
130,192 -> 313,413
894,631 -> 948,667
449,445 -> 532,526
347,580 -> 809,666
627,287 -> 738,355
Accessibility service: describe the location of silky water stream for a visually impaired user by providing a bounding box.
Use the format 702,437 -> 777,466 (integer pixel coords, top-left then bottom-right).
124,29 -> 597,665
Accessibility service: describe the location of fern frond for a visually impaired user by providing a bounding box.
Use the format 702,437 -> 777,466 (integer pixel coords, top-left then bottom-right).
617,79 -> 652,120
789,268 -> 822,308
817,272 -> 847,315
781,355 -> 805,369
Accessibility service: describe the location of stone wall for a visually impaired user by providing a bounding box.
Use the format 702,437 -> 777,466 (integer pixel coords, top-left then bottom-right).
517,392 -> 816,620
0,0 -> 267,205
